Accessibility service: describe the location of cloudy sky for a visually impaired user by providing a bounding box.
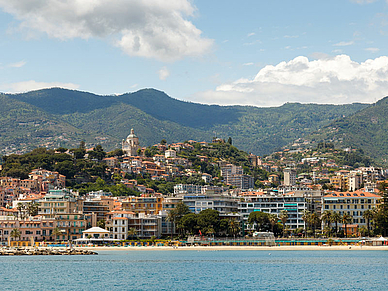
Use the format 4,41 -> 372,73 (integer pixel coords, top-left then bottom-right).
1,0 -> 388,106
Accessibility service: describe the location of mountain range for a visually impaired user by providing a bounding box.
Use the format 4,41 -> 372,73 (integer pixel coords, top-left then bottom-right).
0,88 -> 375,159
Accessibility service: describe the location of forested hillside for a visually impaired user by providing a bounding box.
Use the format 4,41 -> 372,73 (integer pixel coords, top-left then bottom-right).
1,88 -> 369,156
306,96 -> 388,164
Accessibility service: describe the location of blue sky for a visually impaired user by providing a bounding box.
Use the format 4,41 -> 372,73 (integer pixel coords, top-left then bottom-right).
1,0 -> 388,106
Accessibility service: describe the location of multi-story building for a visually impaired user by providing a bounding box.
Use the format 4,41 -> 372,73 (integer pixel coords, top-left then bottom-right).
174,184 -> 203,195
181,194 -> 238,214
122,196 -> 163,215
348,173 -> 363,191
283,168 -> 296,186
322,190 -> 381,226
82,195 -> 115,222
52,213 -> 87,241
238,191 -> 308,230
38,189 -> 83,218
227,174 -> 254,190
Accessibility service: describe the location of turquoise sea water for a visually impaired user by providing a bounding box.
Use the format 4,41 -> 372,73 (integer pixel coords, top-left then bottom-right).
0,250 -> 387,290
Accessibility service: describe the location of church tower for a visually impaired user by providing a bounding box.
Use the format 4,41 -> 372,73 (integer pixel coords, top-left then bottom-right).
122,128 -> 140,156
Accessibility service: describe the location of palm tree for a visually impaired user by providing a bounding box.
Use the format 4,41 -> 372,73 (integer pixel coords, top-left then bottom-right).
342,213 -> 353,238
268,214 -> 278,234
167,209 -> 178,240
279,210 -> 288,237
10,228 -> 21,241
228,219 -> 240,239
17,203 -> 26,219
52,227 -> 63,241
363,209 -> 374,236
331,212 -> 342,237
26,202 -> 39,217
127,227 -> 137,240
321,211 -> 332,231
310,213 -> 321,238
302,210 -> 311,237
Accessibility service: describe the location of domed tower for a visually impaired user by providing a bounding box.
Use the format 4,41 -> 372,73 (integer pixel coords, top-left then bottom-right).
122,128 -> 140,156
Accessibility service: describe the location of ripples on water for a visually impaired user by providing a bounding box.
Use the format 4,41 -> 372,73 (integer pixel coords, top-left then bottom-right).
0,250 -> 387,290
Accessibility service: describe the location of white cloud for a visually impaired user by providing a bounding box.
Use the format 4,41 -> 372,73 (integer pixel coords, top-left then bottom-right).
365,47 -> 380,53
0,80 -> 79,93
0,0 -> 213,62
333,41 -> 355,46
192,55 -> 388,107
247,32 -> 255,37
243,62 -> 254,66
8,61 -> 26,68
158,67 -> 170,80
350,0 -> 378,4
284,35 -> 299,38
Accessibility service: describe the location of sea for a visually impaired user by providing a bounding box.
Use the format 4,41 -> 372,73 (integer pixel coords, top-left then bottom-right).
0,250 -> 387,290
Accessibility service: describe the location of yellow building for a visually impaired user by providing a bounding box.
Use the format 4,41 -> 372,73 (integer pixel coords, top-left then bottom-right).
122,196 -> 163,215
322,190 -> 381,226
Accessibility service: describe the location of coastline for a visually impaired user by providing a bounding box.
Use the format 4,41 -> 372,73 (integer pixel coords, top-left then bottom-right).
75,245 -> 388,251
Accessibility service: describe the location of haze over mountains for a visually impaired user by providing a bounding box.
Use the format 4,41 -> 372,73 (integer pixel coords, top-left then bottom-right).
0,87 -> 380,160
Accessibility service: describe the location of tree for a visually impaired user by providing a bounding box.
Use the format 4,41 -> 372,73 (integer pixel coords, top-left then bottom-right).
10,228 -> 21,241
228,219 -> 241,238
310,213 -> 321,238
197,209 -> 221,235
167,210 -> 178,240
26,202 -> 39,217
321,210 -> 332,230
97,220 -> 105,229
227,137 -> 232,145
248,211 -> 270,232
279,210 -> 289,237
17,202 -> 26,219
342,213 -> 353,238
172,202 -> 191,235
160,139 -> 167,145
107,149 -> 124,158
375,183 -> 388,236
180,213 -> 198,235
88,145 -> 106,161
268,214 -> 278,234
363,209 -> 374,236
127,227 -> 137,240
302,210 -> 311,237
331,212 -> 342,237
52,227 -> 63,241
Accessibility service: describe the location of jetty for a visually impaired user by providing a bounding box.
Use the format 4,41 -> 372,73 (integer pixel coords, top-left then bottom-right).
0,247 -> 97,256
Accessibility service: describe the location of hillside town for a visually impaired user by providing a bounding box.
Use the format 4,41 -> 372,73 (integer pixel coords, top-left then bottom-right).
0,129 -> 387,246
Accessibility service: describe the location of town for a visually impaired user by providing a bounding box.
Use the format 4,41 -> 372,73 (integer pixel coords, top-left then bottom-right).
0,129 -> 387,247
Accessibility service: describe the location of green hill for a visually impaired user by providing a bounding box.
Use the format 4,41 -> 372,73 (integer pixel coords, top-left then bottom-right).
306,96 -> 388,164
1,88 -> 369,156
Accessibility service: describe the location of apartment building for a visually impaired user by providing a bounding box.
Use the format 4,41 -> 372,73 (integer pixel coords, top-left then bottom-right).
238,191 -> 308,230
322,190 -> 381,226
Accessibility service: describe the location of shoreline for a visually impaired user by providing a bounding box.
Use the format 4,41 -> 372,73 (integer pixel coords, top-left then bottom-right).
75,245 -> 388,251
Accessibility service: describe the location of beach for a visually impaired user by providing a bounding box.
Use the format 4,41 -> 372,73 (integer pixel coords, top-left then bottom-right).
76,245 -> 388,251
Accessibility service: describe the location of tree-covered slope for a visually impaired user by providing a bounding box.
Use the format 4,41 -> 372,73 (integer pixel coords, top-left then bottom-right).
306,96 -> 388,164
1,88 -> 370,156
0,94 -> 116,155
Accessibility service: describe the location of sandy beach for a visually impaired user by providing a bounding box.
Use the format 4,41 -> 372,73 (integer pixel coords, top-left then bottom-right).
76,245 -> 388,251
